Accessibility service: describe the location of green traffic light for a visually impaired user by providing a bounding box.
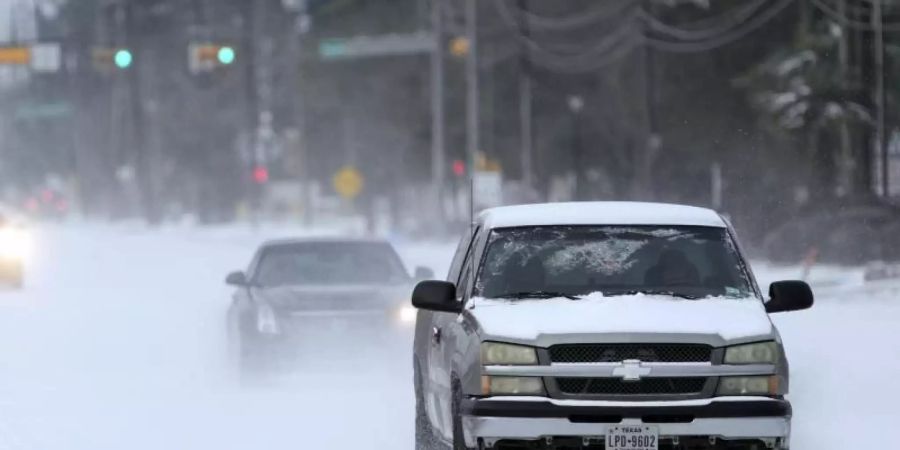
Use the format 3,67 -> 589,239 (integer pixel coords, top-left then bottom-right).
217,46 -> 235,65
114,49 -> 132,69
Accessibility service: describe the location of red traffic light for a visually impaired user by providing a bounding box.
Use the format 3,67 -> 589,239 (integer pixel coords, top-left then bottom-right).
252,166 -> 269,184
452,159 -> 466,177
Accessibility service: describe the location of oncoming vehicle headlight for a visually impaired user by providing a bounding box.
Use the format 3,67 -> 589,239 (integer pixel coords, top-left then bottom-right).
256,305 -> 281,335
397,305 -> 417,324
724,341 -> 779,365
717,376 -> 779,396
481,342 -> 538,365
0,227 -> 30,260
481,376 -> 545,395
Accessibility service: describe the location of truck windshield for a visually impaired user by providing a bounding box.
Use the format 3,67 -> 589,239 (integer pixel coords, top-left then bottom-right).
475,226 -> 753,300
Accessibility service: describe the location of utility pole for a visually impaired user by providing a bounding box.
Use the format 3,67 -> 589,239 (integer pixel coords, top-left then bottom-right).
872,0 -> 888,196
431,0 -> 446,223
465,0 -> 479,212
241,0 -> 260,217
290,9 -> 312,225
518,0 -> 533,192
640,0 -> 660,201
123,0 -> 155,223
836,0 -> 853,196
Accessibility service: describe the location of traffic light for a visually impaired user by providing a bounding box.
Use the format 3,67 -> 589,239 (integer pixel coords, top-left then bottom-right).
252,165 -> 269,184
114,49 -> 132,69
189,43 -> 236,74
452,159 -> 466,177
92,48 -> 132,71
449,37 -> 469,58
217,46 -> 236,65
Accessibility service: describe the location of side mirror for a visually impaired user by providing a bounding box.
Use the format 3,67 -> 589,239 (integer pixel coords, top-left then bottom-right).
766,280 -> 814,313
225,271 -> 248,286
412,280 -> 462,314
414,266 -> 435,280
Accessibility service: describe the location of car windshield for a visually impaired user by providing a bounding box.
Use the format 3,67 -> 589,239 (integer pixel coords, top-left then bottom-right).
254,242 -> 409,287
475,226 -> 753,300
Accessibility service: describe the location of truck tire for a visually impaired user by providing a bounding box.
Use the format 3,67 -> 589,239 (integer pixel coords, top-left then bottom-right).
451,378 -> 474,450
415,360 -> 449,450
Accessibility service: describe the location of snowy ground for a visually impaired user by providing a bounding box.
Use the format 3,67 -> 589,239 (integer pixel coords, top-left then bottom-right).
0,224 -> 893,449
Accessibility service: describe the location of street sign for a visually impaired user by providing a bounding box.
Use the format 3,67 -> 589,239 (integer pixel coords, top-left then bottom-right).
0,44 -> 61,72
15,102 -> 72,120
30,43 -> 61,72
333,166 -> 364,200
0,47 -> 30,65
474,170 -> 503,210
318,32 -> 433,60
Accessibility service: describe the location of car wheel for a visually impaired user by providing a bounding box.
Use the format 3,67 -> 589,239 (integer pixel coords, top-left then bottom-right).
235,314 -> 274,377
451,378 -> 474,450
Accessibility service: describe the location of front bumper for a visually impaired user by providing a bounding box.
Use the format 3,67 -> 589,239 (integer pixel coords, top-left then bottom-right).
461,397 -> 790,449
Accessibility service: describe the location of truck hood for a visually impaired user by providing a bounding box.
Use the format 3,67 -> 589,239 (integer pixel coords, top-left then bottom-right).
468,293 -> 774,347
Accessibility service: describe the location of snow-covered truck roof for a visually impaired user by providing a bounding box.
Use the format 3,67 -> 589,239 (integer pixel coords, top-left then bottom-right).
478,202 -> 726,229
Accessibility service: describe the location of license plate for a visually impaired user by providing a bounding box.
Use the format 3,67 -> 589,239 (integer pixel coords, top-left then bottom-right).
606,425 -> 659,450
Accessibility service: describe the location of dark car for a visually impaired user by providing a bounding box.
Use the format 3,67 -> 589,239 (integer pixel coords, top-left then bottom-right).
225,237 -> 432,374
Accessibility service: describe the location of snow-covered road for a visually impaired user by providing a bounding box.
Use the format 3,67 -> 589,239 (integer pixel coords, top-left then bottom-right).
0,225 -> 893,449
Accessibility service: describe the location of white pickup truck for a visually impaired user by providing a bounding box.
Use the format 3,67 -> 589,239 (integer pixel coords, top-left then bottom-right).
412,202 -> 812,450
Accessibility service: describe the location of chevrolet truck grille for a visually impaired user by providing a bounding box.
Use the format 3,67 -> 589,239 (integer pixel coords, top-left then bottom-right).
548,343 -> 713,363
556,377 -> 708,395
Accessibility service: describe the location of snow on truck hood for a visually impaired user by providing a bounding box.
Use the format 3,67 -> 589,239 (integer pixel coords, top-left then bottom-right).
468,294 -> 774,345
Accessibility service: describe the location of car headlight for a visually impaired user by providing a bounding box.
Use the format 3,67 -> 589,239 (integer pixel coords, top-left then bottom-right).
481,376 -> 545,395
724,341 -> 779,364
717,376 -> 778,396
481,342 -> 538,365
0,228 -> 29,260
397,305 -> 417,324
256,305 -> 281,335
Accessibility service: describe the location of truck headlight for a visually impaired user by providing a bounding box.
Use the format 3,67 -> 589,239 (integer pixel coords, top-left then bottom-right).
724,341 -> 779,364
716,376 -> 778,396
481,376 -> 545,395
481,342 -> 538,365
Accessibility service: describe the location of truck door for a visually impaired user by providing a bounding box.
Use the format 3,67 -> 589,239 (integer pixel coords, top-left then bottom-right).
426,227 -> 478,440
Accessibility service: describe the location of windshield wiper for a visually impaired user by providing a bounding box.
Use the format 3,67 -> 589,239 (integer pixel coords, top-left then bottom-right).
495,291 -> 580,300
605,289 -> 703,300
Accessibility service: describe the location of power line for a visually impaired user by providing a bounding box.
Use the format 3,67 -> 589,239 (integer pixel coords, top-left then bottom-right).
810,0 -> 900,31
492,0 -> 641,65
529,35 -> 644,74
641,0 -> 768,41
493,0 -> 797,72
645,0 -> 795,53
499,0 -> 634,31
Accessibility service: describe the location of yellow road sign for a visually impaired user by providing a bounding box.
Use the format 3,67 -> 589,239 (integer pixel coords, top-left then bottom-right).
333,166 -> 364,200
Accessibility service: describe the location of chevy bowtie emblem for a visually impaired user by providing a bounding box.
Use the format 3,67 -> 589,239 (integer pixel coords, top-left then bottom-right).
612,359 -> 652,381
